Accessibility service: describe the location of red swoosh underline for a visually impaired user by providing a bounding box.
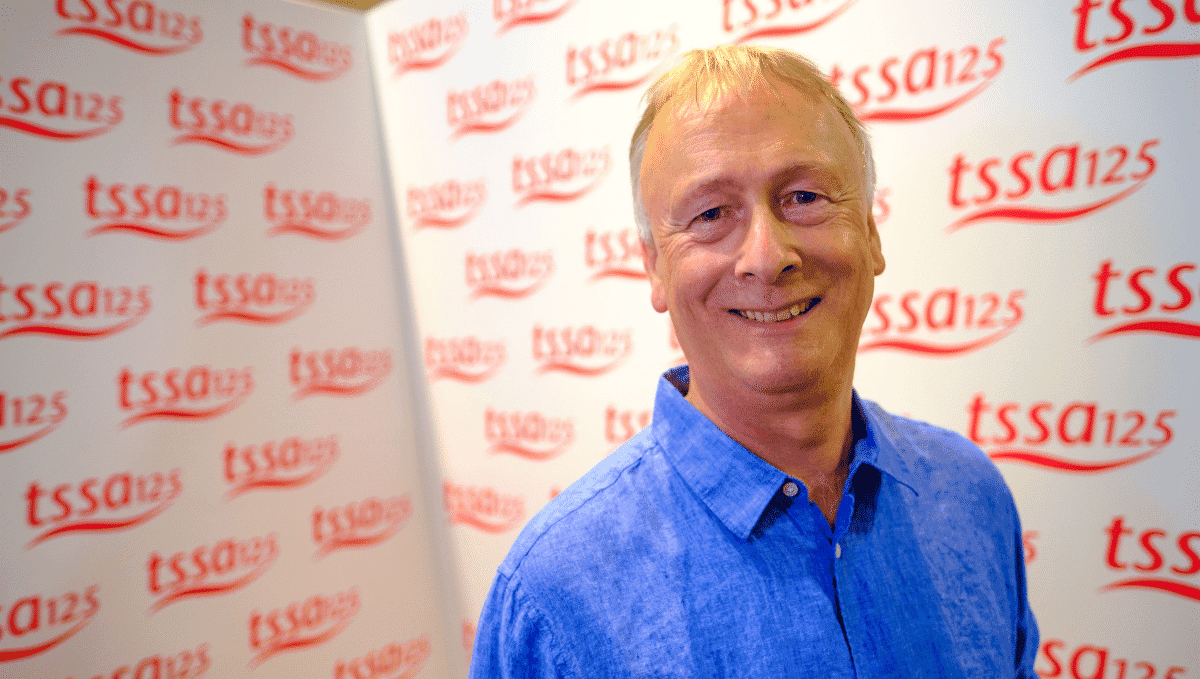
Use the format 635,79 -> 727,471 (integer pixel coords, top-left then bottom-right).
0,217 -> 25,234
571,71 -> 655,100
1089,319 -> 1200,342
1070,41 -> 1200,81
249,613 -> 356,668
121,392 -> 249,427
0,115 -> 114,140
150,557 -> 275,612
488,440 -> 569,461
0,421 -> 60,453
267,220 -> 364,240
588,268 -> 647,282
857,325 -> 1015,355
314,523 -> 405,558
515,176 -> 605,207
88,220 -> 219,240
1102,577 -> 1200,602
857,77 -> 996,122
245,55 -> 348,82
946,182 -> 1144,232
173,132 -> 290,155
495,0 -> 577,35
536,354 -> 626,376
987,446 -> 1162,473
451,106 -> 528,139
293,373 -> 388,399
470,277 -> 548,300
0,613 -> 95,661
0,312 -> 146,340
28,498 -> 174,547
449,511 -> 521,533
225,461 -> 336,500
196,302 -> 311,327
56,26 -> 195,54
733,0 -> 856,44
430,363 -> 502,383
412,203 -> 482,229
393,42 -> 463,77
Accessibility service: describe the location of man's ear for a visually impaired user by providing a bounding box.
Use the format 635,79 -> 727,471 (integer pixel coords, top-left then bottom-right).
641,238 -> 669,313
867,212 -> 885,276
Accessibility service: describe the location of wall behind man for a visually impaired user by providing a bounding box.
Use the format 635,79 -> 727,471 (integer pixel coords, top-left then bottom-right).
366,0 -> 1199,675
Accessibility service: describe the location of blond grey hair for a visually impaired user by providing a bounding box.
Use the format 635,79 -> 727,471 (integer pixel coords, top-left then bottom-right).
629,45 -> 875,244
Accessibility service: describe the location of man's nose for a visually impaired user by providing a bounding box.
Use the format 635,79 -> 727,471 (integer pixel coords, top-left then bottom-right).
734,206 -> 801,284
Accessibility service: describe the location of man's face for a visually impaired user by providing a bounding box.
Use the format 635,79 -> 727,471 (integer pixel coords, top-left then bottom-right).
639,83 -> 884,400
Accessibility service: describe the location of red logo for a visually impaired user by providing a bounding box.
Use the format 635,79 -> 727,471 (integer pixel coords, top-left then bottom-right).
485,407 -> 574,461
56,0 -> 202,54
168,89 -> 293,155
605,404 -> 651,446
533,324 -> 633,375
407,178 -> 486,230
0,278 -> 150,341
946,138 -> 1157,232
585,228 -> 645,281
388,14 -> 468,77
264,183 -> 370,240
0,389 -> 66,456
224,434 -> 339,499
0,76 -> 122,140
313,495 -> 412,558
118,365 -> 253,427
25,469 -> 181,547
830,38 -> 1004,123
1090,258 -> 1200,341
1103,516 -> 1200,602
567,25 -> 679,100
447,75 -> 535,138
513,146 -> 611,206
1071,0 -> 1200,80
85,175 -> 227,240
194,269 -> 314,326
248,589 -> 360,669
290,347 -> 392,399
335,634 -> 431,679
724,0 -> 856,43
859,288 -> 1024,355
425,336 -> 506,383
0,188 -> 31,235
243,13 -> 352,82
443,481 -> 525,533
494,0 -> 576,34
147,534 -> 278,612
466,248 -> 554,299
1038,638 -> 1188,679
967,395 -> 1174,473
0,586 -> 99,662
75,644 -> 212,679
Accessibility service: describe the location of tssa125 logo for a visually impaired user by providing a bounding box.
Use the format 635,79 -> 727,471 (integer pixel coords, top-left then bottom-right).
0,388 -> 66,455
169,89 -> 293,155
407,178 -> 486,230
248,589 -> 360,668
388,14 -> 467,77
447,75 -> 535,139
72,643 -> 212,679
859,288 -> 1024,355
829,38 -> 1004,122
118,365 -> 253,427
0,278 -> 150,341
25,469 -> 181,547
334,634 -> 431,679
723,0 -> 856,44
1037,637 -> 1187,679
0,187 -> 31,235
243,13 -> 352,81
313,495 -> 412,558
194,268 -> 315,326
1103,516 -> 1199,602
966,394 -> 1174,472
485,407 -> 574,461
85,175 -> 227,240
443,481 -> 524,533
425,336 -> 505,383
494,0 -> 576,35
0,76 -> 122,140
566,25 -> 679,100
290,347 -> 392,399
1070,0 -> 1200,80
0,585 -> 99,662
1090,258 -> 1200,341
147,533 -> 278,612
606,404 -> 651,445
224,434 -> 339,499
56,0 -> 201,54
513,146 -> 610,206
466,248 -> 554,299
946,138 -> 1157,232
532,324 -> 633,376
264,183 -> 370,240
586,227 -> 645,281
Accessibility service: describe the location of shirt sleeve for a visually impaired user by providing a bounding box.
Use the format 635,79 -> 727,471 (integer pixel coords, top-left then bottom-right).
469,571 -> 576,679
1010,504 -> 1040,678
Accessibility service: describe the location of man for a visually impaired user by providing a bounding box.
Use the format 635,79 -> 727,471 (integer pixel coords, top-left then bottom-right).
471,45 -> 1038,678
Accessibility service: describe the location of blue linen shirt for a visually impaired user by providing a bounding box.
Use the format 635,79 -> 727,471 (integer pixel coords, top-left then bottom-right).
471,366 -> 1039,678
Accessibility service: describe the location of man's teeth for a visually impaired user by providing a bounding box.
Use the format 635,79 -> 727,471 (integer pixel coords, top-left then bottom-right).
737,301 -> 812,322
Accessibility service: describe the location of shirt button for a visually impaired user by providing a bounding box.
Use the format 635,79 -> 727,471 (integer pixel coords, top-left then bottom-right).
782,481 -> 799,498
835,543 -> 843,559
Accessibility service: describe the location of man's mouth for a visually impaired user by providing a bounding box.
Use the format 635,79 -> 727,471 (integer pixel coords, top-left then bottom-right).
732,298 -> 819,323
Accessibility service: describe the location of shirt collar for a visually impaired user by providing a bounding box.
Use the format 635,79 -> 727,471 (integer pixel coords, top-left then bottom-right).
652,366 -> 919,541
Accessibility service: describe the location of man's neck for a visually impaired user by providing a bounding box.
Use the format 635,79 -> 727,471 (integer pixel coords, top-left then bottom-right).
685,371 -> 857,526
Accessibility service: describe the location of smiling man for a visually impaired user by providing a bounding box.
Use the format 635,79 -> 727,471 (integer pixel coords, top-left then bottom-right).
470,46 -> 1038,679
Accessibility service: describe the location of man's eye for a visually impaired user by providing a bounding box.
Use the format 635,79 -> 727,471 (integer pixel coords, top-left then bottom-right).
784,191 -> 820,206
696,206 -> 725,222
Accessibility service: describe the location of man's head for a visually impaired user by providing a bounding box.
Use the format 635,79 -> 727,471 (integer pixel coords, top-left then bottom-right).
632,45 -> 884,407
